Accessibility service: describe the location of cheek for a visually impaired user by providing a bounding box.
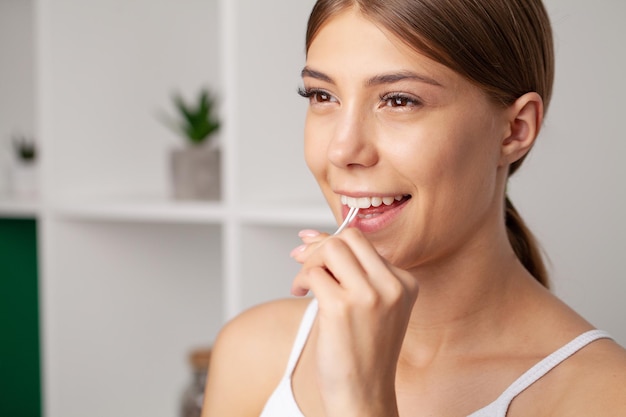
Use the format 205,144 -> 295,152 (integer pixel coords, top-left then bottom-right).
419,109 -> 500,182
304,119 -> 328,183
421,118 -> 502,233
384,111 -> 501,217
376,121 -> 454,185
445,114 -> 502,185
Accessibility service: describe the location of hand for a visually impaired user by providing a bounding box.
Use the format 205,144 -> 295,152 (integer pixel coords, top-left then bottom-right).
290,228 -> 419,417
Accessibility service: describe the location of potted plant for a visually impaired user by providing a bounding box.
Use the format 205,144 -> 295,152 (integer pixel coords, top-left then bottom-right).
10,134 -> 38,198
162,88 -> 221,201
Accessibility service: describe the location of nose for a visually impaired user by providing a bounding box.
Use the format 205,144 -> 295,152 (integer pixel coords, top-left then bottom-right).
327,105 -> 378,169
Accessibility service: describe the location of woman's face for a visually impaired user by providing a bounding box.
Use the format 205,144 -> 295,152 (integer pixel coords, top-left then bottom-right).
302,10 -> 511,270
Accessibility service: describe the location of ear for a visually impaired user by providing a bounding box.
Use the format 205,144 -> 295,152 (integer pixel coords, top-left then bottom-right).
499,92 -> 544,167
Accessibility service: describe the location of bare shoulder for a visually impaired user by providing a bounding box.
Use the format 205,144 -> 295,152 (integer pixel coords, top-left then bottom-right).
201,297 -> 313,417
554,336 -> 626,415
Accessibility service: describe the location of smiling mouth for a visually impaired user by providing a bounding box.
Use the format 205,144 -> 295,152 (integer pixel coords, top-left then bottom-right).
340,194 -> 412,209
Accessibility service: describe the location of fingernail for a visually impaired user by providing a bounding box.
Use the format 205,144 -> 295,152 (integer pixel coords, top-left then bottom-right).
291,288 -> 309,297
298,229 -> 320,238
289,244 -> 307,258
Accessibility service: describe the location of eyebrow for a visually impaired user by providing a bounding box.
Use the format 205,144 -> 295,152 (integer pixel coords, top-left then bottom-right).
301,66 -> 443,88
367,71 -> 442,87
301,67 -> 334,83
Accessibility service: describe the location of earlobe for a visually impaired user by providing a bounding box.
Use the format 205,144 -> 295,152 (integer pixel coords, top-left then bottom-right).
500,92 -> 544,166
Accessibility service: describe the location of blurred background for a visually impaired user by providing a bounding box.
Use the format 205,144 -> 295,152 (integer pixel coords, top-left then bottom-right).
0,0 -> 624,416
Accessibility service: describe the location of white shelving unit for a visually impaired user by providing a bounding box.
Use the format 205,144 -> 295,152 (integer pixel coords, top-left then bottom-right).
28,0 -> 322,416
51,198 -> 228,224
0,197 -> 40,218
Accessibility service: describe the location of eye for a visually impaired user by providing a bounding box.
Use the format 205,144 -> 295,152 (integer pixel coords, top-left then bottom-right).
298,87 -> 337,105
380,92 -> 422,109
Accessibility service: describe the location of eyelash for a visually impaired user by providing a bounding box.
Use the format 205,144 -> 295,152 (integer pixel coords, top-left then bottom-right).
297,87 -> 335,104
380,92 -> 422,108
297,87 -> 422,109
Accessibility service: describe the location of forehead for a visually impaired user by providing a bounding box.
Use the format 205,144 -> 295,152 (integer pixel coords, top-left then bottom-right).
305,9 -> 458,87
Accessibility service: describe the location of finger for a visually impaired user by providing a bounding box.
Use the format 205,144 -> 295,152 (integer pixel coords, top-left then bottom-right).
299,235 -> 373,294
298,229 -> 323,243
291,233 -> 369,296
290,230 -> 330,263
334,229 -> 419,301
291,264 -> 344,299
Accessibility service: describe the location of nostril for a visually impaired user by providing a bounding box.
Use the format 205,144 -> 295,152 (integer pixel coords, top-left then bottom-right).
327,129 -> 378,168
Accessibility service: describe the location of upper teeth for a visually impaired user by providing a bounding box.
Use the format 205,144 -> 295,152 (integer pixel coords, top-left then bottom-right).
340,194 -> 405,209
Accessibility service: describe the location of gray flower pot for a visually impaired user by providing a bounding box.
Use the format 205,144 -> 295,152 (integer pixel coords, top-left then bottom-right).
171,146 -> 221,201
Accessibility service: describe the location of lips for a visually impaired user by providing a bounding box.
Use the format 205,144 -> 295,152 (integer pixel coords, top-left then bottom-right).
338,194 -> 411,227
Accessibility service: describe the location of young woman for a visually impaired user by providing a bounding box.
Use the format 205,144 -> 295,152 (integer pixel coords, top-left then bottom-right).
202,1 -> 626,416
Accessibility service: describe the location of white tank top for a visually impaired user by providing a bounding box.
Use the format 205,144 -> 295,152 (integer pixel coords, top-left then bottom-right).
260,299 -> 611,417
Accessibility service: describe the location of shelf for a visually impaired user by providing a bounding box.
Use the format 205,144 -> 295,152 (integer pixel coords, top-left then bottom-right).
238,203 -> 335,228
0,196 -> 40,218
51,197 -> 227,224
50,197 -> 337,228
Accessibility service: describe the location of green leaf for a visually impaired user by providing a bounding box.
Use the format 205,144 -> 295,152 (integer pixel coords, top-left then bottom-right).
162,88 -> 221,144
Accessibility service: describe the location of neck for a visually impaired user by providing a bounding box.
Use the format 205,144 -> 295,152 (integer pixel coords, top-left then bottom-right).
400,231 -> 542,366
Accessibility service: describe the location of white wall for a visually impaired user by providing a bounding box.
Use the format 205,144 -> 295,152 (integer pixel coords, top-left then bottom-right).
509,0 -> 626,345
0,0 -> 36,193
236,0 -> 320,205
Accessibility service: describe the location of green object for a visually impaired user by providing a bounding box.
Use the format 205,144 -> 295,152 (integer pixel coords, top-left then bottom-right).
0,219 -> 41,417
162,88 -> 221,145
12,135 -> 37,162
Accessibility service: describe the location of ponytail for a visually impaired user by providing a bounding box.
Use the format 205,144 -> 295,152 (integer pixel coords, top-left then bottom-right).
505,196 -> 549,288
